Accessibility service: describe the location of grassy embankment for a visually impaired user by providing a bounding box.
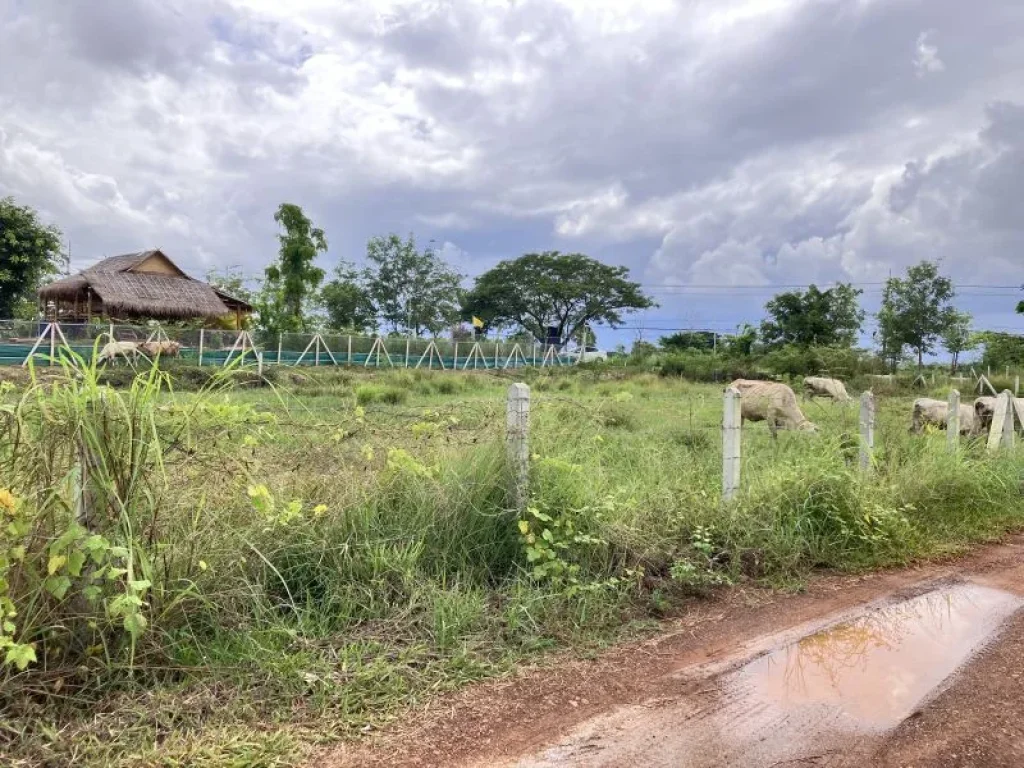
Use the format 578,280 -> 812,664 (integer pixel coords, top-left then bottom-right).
1,361 -> 1022,766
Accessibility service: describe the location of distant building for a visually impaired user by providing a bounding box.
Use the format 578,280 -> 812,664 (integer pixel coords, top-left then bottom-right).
38,250 -> 252,325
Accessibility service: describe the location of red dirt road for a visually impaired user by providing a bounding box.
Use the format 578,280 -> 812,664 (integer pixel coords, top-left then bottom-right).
322,537 -> 1024,768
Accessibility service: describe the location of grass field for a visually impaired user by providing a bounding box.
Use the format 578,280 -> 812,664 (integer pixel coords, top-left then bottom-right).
2,363 -> 1024,766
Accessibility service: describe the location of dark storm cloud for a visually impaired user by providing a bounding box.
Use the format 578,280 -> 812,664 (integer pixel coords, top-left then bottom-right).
2,0 -> 1024,338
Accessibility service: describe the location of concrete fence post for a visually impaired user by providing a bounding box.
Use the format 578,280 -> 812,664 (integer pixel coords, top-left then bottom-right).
277,334 -> 283,365
947,389 -> 960,452
198,328 -> 205,366
506,383 -> 530,513
987,390 -> 1015,453
722,387 -> 742,501
859,391 -> 875,471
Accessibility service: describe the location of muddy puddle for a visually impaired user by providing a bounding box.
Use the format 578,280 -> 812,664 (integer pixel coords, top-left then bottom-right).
510,583 -> 1022,767
733,583 -> 1021,730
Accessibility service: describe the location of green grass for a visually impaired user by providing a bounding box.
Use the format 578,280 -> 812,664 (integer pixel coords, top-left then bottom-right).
2,363 -> 1024,766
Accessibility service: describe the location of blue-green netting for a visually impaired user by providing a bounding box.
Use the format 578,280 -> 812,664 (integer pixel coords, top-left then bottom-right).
0,343 -> 572,369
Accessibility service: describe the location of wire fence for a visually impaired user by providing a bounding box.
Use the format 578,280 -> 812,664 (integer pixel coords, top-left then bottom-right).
0,320 -> 579,369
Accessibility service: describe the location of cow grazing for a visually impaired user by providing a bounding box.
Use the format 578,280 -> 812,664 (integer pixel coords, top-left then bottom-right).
973,396 -> 1024,432
97,341 -> 140,365
728,379 -> 817,438
803,376 -> 852,403
911,398 -> 977,436
140,340 -> 182,358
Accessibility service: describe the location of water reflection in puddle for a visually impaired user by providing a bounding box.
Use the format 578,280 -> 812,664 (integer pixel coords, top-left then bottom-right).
735,583 -> 1021,730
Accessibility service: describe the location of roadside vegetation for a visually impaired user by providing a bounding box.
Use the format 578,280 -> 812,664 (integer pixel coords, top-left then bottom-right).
3,359 -> 1024,766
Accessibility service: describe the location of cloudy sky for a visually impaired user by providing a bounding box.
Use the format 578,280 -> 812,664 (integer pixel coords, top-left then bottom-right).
3,0 -> 1024,347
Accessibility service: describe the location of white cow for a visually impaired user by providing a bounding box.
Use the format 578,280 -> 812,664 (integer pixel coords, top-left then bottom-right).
97,341 -> 140,365
728,379 -> 817,438
803,376 -> 852,403
910,398 -> 978,436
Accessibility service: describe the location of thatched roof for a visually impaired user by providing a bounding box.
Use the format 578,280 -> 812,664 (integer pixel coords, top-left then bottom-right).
39,250 -> 253,320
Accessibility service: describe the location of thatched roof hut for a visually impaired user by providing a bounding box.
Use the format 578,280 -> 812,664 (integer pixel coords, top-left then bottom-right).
38,250 -> 253,323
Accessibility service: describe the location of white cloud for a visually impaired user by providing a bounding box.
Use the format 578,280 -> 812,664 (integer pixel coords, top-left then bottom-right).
914,30 -> 945,78
2,0 -> 1024,336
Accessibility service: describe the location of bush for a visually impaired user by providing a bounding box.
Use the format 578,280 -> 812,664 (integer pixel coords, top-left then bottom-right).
355,383 -> 409,405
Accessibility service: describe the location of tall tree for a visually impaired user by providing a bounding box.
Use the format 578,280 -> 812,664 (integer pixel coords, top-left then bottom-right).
941,309 -> 976,374
365,234 -> 463,335
760,283 -> 864,348
0,197 -> 62,318
320,261 -> 376,332
264,203 -> 327,332
877,261 -> 956,368
462,252 -> 654,344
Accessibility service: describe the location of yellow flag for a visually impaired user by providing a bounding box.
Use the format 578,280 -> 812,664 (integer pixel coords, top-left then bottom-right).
471,316 -> 484,329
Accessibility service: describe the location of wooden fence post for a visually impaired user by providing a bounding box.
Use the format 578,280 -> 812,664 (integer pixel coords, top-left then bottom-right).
987,390 -> 1015,453
506,383 -> 530,513
722,387 -> 742,501
947,389 -> 960,452
859,391 -> 875,471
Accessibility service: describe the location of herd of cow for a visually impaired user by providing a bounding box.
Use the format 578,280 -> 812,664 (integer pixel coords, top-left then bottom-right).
728,375 -> 1009,439
96,340 -> 182,363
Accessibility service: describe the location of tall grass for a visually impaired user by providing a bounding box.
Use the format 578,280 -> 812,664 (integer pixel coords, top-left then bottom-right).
2,364 -> 1024,766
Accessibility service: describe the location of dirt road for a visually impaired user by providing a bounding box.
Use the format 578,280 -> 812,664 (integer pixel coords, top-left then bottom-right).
323,537 -> 1024,768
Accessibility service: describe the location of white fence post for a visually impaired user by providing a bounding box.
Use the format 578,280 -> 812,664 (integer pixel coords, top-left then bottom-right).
987,390 -> 1015,453
198,328 -> 205,366
947,389 -> 960,452
277,334 -> 283,365
859,391 -> 875,471
722,387 -> 742,501
506,383 -> 530,513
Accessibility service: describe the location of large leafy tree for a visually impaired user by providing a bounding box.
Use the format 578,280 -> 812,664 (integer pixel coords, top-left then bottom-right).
462,252 -> 654,344
760,283 -> 864,348
365,234 -> 463,335
877,261 -> 956,368
320,261 -> 376,332
941,309 -> 977,374
0,197 -> 62,318
263,203 -> 327,332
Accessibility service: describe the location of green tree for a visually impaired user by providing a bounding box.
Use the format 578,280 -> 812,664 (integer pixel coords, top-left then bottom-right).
0,197 -> 62,318
263,203 -> 327,332
940,309 -> 976,374
760,283 -> 864,348
462,252 -> 654,344
723,323 -> 758,357
979,331 -> 1024,370
365,234 -> 463,335
877,261 -> 956,368
205,267 -> 254,305
660,331 -> 716,353
320,261 -> 376,332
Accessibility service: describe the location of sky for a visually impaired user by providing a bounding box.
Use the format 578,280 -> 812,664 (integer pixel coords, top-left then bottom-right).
3,0 -> 1024,350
